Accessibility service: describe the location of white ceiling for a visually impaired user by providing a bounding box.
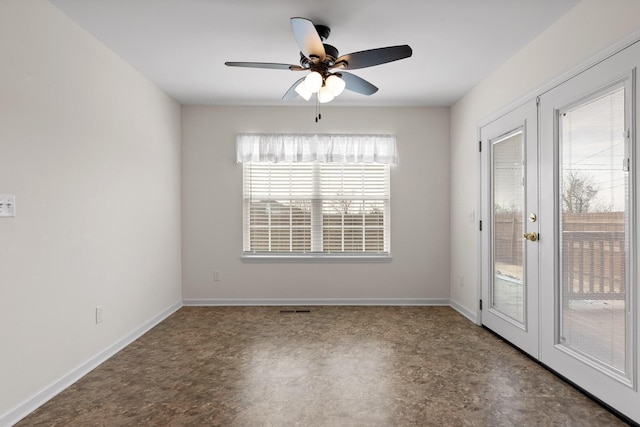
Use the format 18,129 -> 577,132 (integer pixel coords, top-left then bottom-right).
50,0 -> 579,107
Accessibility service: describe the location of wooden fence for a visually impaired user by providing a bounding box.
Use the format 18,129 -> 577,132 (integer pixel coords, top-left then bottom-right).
562,230 -> 625,300
494,212 -> 625,300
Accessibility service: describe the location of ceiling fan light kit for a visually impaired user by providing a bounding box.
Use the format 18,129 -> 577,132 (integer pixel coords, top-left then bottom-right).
317,85 -> 335,103
303,71 -> 323,93
325,74 -> 346,97
294,80 -> 313,101
225,17 -> 413,112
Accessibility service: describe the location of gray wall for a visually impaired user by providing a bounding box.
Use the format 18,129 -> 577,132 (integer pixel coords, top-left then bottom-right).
181,106 -> 450,303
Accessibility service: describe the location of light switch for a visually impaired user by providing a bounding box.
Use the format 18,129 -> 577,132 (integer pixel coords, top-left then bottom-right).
0,195 -> 16,217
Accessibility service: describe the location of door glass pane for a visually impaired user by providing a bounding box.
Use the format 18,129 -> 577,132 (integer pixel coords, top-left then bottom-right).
492,130 -> 525,324
559,86 -> 628,374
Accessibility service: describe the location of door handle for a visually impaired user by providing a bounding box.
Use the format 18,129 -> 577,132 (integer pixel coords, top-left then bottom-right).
523,232 -> 538,242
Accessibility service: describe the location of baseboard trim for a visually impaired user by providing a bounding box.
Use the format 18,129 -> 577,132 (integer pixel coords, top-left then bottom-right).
183,298 -> 450,306
1,301 -> 182,427
449,299 -> 477,323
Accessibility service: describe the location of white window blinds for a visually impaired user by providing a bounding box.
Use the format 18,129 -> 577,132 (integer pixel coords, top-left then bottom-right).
238,134 -> 394,257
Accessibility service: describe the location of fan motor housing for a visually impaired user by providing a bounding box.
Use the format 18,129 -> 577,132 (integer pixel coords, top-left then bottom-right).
323,44 -> 339,64
299,43 -> 339,69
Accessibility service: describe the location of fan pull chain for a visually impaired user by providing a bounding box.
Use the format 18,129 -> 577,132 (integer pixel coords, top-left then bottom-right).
315,94 -> 320,122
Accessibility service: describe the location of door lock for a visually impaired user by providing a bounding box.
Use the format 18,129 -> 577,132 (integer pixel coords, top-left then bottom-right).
523,232 -> 538,242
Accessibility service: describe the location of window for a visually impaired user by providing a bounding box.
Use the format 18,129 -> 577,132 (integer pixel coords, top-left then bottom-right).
237,134 -> 395,259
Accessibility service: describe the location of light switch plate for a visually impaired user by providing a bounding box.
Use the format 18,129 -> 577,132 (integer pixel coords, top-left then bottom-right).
0,195 -> 16,217
96,306 -> 103,324
467,210 -> 475,222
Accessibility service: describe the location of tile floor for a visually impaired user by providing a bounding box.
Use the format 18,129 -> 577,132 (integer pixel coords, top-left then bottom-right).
17,306 -> 626,426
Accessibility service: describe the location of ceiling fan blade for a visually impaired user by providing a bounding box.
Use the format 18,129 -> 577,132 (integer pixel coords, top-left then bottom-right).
334,45 -> 412,70
290,17 -> 325,61
340,72 -> 378,96
282,77 -> 305,100
225,62 -> 305,71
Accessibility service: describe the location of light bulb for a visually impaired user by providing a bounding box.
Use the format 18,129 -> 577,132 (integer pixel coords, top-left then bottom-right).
295,81 -> 312,101
304,71 -> 323,93
325,74 -> 346,96
318,85 -> 335,103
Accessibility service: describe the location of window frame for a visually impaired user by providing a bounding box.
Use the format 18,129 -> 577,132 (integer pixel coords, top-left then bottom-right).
241,161 -> 392,263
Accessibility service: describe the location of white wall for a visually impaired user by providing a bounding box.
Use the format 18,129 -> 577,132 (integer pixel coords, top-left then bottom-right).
182,106 -> 450,303
0,0 -> 182,420
450,0 -> 640,315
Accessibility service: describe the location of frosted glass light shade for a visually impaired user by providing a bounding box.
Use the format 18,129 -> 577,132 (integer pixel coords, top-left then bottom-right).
318,85 -> 335,103
304,71 -> 323,93
295,81 -> 312,100
325,74 -> 346,96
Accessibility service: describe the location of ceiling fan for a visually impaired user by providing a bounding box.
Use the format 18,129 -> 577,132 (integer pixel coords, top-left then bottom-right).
225,17 -> 413,105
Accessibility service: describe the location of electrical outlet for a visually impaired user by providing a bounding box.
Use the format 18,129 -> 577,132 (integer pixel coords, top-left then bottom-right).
214,270 -> 221,282
458,275 -> 465,288
96,306 -> 103,324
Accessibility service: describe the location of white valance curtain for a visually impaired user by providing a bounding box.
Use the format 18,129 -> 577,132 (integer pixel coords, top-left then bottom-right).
236,133 -> 398,164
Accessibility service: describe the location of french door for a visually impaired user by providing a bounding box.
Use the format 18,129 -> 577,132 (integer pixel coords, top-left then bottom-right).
538,42 -> 637,419
480,100 -> 539,358
481,40 -> 639,421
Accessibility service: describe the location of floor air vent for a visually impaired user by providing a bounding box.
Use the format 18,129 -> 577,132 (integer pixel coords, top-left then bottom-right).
279,309 -> 311,313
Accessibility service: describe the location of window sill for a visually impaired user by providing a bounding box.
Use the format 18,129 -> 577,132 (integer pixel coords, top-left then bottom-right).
241,253 -> 393,263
